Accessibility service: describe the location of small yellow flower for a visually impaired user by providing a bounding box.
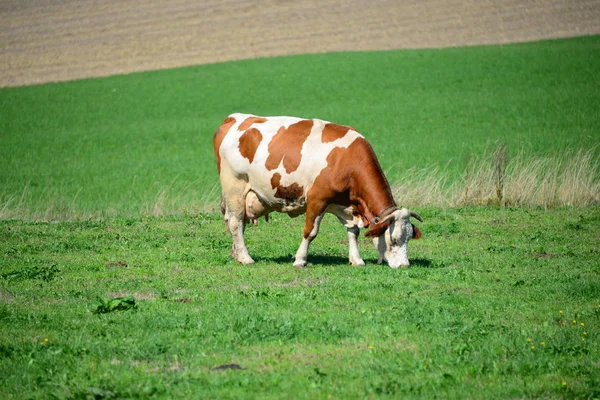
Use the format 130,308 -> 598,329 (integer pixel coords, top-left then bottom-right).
559,310 -> 563,314
44,338 -> 49,342
580,322 -> 584,327
530,345 -> 535,350
540,341 -> 546,346
562,321 -> 566,326
526,337 -> 532,342
572,320 -> 577,324
581,337 -> 586,342
583,331 -> 588,335
368,345 -> 374,349
562,381 -> 567,387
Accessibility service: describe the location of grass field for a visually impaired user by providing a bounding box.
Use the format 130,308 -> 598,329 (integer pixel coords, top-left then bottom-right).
1,207 -> 599,398
1,36 -> 599,218
1,36 -> 600,398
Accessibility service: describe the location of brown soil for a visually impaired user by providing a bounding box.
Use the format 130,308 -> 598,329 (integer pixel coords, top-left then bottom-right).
1,0 -> 599,87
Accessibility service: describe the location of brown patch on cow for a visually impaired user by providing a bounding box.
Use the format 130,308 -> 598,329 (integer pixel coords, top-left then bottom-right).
275,182 -> 304,201
321,123 -> 352,143
238,116 -> 267,131
308,137 -> 396,224
213,116 -> 236,173
271,172 -> 281,188
305,136 -> 396,239
270,172 -> 303,200
238,127 -> 263,163
265,119 -> 314,173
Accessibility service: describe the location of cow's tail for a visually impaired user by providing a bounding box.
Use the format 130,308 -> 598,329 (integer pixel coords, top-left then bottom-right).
220,192 -> 226,216
220,192 -> 231,227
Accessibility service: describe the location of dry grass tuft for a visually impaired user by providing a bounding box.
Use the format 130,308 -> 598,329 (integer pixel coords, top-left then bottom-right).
140,180 -> 221,217
0,184 -> 96,221
394,146 -> 599,208
392,166 -> 452,207
2,148 -> 598,221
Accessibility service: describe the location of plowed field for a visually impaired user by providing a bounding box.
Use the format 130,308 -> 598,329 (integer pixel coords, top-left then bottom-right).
1,0 -> 599,87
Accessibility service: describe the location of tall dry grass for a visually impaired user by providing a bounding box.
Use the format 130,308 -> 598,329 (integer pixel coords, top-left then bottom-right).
140,180 -> 221,217
0,183 -> 95,221
2,147 -> 598,221
0,179 -> 221,221
393,146 -> 600,208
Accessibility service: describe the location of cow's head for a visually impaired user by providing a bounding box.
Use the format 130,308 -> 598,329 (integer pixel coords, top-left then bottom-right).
365,208 -> 422,268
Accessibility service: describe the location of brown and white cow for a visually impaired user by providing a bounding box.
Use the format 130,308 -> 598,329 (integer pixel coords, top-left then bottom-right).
213,113 -> 422,268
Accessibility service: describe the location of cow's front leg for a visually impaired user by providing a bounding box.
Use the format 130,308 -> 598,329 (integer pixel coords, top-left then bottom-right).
347,226 -> 365,266
328,206 -> 365,266
294,212 -> 325,267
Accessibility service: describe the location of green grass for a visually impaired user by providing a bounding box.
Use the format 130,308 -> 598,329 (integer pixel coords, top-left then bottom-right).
1,36 -> 599,398
1,207 -> 599,398
1,36 -> 599,218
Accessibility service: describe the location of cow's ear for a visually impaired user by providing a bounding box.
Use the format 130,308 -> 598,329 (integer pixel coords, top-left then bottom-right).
412,224 -> 421,240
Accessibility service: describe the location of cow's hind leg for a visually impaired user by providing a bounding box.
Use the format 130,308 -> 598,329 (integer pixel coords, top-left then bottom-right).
293,204 -> 326,267
228,210 -> 254,264
220,167 -> 254,265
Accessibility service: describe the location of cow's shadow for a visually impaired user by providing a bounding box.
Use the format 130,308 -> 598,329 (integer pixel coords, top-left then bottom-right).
410,257 -> 434,268
257,254 -> 434,268
259,254 -> 349,266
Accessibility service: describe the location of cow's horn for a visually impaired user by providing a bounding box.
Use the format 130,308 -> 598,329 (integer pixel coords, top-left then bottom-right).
410,211 -> 423,222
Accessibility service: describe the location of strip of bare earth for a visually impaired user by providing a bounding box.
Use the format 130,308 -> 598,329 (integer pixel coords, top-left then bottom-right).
1,0 -> 599,87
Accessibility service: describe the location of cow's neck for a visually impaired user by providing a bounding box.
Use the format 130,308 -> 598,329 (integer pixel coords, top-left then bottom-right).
350,160 -> 396,225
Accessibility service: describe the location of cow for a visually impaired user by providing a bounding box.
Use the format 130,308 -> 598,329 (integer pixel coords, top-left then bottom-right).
213,113 -> 422,268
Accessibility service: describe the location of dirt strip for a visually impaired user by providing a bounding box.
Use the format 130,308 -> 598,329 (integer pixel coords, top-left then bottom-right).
1,0 -> 599,87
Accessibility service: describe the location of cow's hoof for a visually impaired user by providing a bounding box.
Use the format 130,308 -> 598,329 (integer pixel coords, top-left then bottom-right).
350,259 -> 365,267
293,260 -> 307,268
235,254 -> 255,265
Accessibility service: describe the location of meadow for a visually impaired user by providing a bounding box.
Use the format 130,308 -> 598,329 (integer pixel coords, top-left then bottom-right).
1,36 -> 599,218
1,208 -> 599,398
1,36 -> 599,398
